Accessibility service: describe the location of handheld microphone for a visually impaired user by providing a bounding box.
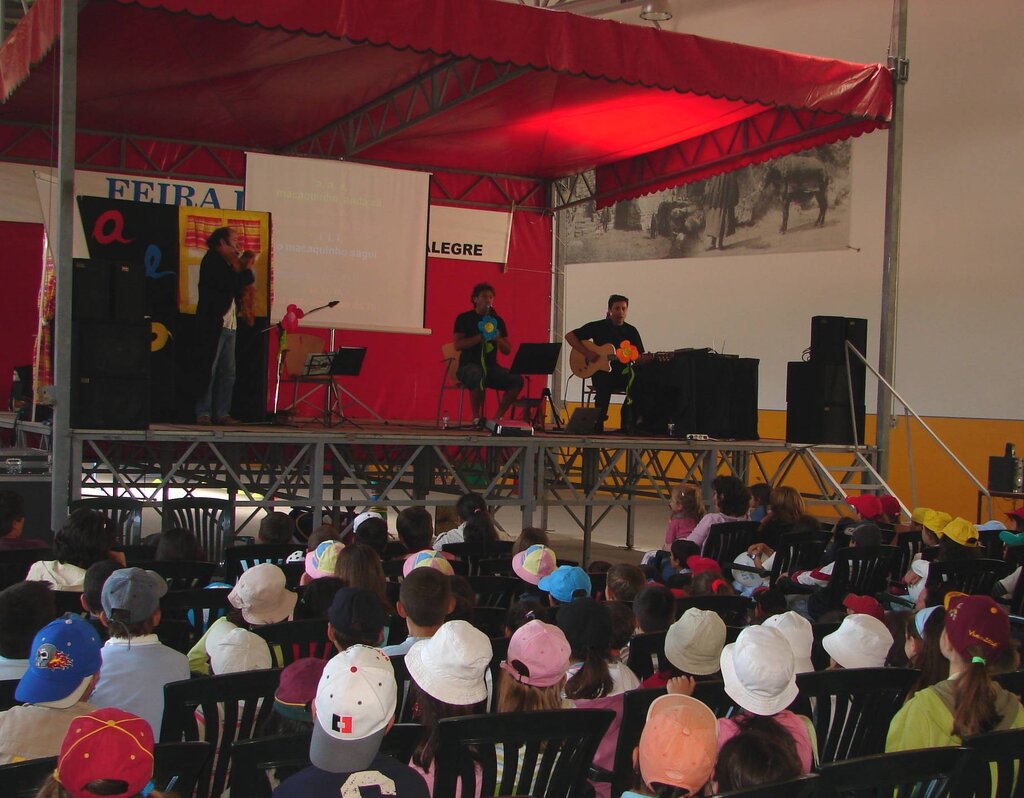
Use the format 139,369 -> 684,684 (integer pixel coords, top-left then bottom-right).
327,300 -> 340,308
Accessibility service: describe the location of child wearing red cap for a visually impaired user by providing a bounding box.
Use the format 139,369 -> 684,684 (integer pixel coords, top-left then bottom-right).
886,594 -> 1024,751
33,707 -> 175,798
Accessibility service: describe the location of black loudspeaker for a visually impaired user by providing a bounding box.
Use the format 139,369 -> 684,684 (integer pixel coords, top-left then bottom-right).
72,259 -> 146,322
989,456 -> 1024,493
70,376 -> 150,429
810,316 -> 867,363
71,322 -> 150,429
72,322 -> 151,376
786,361 -> 865,444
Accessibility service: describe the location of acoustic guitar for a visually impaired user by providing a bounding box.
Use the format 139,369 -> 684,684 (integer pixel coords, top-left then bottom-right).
569,340 -> 654,380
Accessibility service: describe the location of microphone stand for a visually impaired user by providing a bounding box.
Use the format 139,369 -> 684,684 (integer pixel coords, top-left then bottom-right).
267,300 -> 340,418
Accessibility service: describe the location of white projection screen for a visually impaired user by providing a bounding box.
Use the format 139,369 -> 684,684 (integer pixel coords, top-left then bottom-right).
245,153 -> 431,333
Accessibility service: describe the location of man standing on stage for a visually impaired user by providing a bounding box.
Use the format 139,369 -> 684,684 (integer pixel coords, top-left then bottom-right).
565,294 -> 645,433
453,282 -> 523,428
194,226 -> 254,425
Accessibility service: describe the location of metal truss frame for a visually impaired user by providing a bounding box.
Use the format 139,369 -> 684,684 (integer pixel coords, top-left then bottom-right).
69,427 -> 874,561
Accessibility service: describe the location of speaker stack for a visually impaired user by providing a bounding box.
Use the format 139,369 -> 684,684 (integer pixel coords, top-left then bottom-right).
71,259 -> 150,429
786,316 -> 867,445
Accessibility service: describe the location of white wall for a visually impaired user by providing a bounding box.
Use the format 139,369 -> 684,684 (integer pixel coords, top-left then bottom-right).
570,0 -> 1024,420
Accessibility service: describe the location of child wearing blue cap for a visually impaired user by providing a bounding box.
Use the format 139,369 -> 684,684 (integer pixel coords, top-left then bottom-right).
538,565 -> 592,605
0,614 -> 103,763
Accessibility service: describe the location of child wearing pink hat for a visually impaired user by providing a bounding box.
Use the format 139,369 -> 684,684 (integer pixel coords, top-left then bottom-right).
887,594 -> 1024,751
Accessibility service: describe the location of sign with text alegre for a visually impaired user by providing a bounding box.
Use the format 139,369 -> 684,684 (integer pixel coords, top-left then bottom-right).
427,205 -> 511,264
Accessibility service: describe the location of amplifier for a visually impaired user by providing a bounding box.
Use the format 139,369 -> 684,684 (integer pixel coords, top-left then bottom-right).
486,419 -> 534,437
989,456 -> 1024,493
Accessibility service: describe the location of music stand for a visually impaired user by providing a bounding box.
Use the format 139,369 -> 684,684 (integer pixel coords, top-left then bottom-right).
292,346 -> 381,428
509,342 -> 563,429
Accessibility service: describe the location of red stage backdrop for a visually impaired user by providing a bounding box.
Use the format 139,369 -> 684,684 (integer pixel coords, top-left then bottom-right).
0,221 -> 43,410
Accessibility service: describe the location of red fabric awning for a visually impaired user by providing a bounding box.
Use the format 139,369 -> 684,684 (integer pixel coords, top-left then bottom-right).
0,0 -> 892,205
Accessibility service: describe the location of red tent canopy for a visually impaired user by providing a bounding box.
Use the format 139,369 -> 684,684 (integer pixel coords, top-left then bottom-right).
0,0 -> 892,206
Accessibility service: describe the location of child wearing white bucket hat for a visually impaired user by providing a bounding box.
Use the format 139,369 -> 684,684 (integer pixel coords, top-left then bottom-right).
711,625 -> 815,773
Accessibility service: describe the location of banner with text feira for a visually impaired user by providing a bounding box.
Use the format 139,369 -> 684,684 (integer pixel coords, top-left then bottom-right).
427,205 -> 512,263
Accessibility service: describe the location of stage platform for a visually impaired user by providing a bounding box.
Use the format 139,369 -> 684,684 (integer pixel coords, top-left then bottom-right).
58,417 -> 882,562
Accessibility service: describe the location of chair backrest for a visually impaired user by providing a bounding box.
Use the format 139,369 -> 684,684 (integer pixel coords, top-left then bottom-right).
890,529 -> 923,581
710,773 -> 819,797
769,531 -> 830,586
433,709 -> 616,798
160,588 -> 233,639
282,333 -> 326,378
223,543 -> 306,586
994,669 -> 1024,699
675,595 -> 754,627
157,617 -> 198,654
795,667 -> 920,765
153,741 -> 214,798
389,654 -> 418,723
810,621 -> 843,672
828,545 -> 900,598
0,755 -> 57,798
963,726 -> 1024,798
69,496 -> 144,545
115,543 -> 159,565
476,556 -> 516,576
134,560 -> 217,590
601,687 -> 665,798
253,618 -> 332,667
229,732 -> 313,798
0,678 -> 18,711
978,528 -> 1006,561
704,521 -> 760,568
0,546 -> 53,590
625,631 -> 668,681
162,498 -> 235,564
52,590 -> 86,616
160,669 -> 282,798
815,746 -> 975,797
470,605 -> 507,638
926,558 -> 1005,596
441,342 -> 461,386
691,678 -> 741,718
443,541 -> 516,576
467,575 -> 524,609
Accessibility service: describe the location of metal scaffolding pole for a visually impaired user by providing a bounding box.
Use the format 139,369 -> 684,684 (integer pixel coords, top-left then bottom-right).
50,0 -> 78,526
875,0 -> 909,480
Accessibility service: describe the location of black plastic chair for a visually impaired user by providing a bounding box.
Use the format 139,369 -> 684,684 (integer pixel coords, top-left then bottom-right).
890,529 -> 923,582
443,541 -> 515,576
625,631 -> 667,681
69,496 -> 144,545
691,678 -> 741,718
795,667 -> 919,765
223,543 -> 306,587
704,521 -> 760,569
963,727 -> 1024,798
162,497 -> 234,564
926,558 -> 1006,596
0,678 -> 19,711
0,755 -> 56,798
815,746 -> 975,797
152,741 -> 214,798
160,669 -> 281,798
390,654 -> 418,723
134,560 -> 217,590
674,595 -> 753,626
114,543 -> 158,565
994,669 -> 1024,699
0,547 -> 53,590
467,575 -> 523,609
709,774 -> 819,797
52,590 -> 86,616
160,588 -> 233,641
829,545 -> 900,597
470,605 -> 507,638
433,708 -> 615,798
253,618 -> 332,667
590,687 -> 664,798
156,617 -> 197,654
768,530 -> 830,587
810,621 -> 842,672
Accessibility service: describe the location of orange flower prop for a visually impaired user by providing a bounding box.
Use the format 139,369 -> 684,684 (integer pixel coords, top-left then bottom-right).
616,341 -> 639,364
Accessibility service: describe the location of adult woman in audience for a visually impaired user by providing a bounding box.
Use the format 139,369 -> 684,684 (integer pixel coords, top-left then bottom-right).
27,509 -> 121,591
686,476 -> 750,552
754,486 -> 813,550
887,594 -> 1024,751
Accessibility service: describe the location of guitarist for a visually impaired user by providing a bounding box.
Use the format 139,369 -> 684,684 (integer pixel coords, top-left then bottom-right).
565,294 -> 645,432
